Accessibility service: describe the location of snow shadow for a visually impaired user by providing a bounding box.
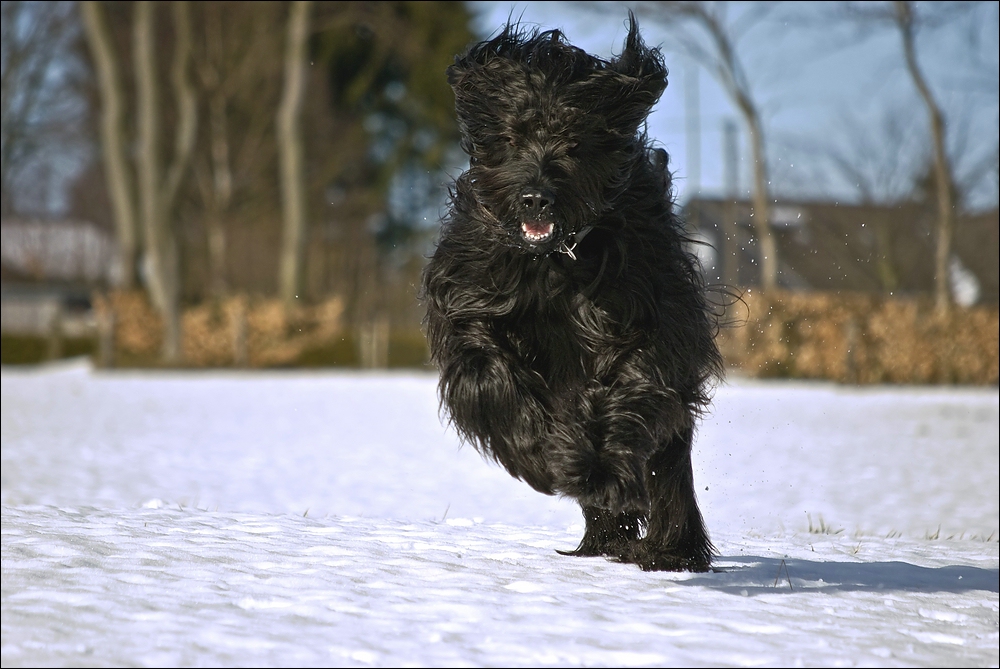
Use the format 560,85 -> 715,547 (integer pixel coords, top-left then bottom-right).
685,556 -> 999,596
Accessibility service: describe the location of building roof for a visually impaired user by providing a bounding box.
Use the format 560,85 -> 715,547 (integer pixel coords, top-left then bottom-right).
1,219 -> 118,285
682,197 -> 999,304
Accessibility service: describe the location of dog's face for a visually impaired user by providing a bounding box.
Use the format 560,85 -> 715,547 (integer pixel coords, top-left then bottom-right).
447,16 -> 667,255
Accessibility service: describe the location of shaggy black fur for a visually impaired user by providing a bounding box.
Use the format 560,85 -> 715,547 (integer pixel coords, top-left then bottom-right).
422,14 -> 723,572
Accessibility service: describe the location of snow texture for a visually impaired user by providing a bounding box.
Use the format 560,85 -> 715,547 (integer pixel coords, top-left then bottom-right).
2,360 -> 998,667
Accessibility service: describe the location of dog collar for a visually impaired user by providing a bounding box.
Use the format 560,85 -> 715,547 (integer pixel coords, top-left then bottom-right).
556,225 -> 595,261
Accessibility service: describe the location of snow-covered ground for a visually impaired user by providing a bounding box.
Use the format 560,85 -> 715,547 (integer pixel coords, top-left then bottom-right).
2,360 -> 997,667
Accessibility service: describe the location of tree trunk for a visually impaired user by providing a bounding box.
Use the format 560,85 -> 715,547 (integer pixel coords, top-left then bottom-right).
197,5 -> 233,302
691,4 -> 779,292
741,98 -> 777,292
277,0 -> 312,307
721,119 -> 740,287
163,2 -> 197,212
895,1 -> 954,315
134,1 -> 197,363
207,89 -> 232,300
133,1 -> 168,313
80,1 -> 139,289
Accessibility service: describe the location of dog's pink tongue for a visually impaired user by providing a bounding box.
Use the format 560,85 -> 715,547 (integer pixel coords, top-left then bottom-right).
522,220 -> 553,239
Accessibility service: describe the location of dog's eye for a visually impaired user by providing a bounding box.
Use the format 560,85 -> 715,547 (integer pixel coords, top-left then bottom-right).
501,134 -> 516,148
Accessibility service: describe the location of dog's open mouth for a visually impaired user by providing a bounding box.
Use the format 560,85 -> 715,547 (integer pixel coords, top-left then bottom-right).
521,220 -> 554,244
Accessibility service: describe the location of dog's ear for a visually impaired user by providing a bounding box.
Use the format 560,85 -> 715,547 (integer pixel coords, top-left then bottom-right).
446,39 -> 489,153
446,22 -> 519,90
446,56 -> 469,89
604,12 -> 668,135
446,51 -> 490,155
447,25 -> 524,154
614,12 -> 666,82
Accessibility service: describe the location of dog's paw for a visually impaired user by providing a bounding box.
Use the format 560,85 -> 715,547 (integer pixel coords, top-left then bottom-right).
617,541 -> 712,573
557,509 -> 644,559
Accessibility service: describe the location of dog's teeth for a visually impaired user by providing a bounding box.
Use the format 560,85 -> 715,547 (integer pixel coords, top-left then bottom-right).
522,222 -> 553,243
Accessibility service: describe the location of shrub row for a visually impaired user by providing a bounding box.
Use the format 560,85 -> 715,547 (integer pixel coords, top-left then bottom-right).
91,291 -> 429,369
717,290 -> 998,385
7,289 -> 994,384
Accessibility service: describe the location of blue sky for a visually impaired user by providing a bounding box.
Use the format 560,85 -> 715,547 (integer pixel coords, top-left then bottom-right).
468,1 -> 999,210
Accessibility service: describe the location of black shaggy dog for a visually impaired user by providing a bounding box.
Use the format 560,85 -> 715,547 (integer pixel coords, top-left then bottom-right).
422,15 -> 723,572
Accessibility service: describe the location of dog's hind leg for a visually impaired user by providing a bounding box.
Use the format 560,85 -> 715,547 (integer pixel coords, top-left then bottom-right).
628,427 -> 714,572
558,505 -> 645,558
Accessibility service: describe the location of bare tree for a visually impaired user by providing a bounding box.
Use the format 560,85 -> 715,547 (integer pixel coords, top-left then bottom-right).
892,1 -> 957,314
192,5 -> 238,300
187,2 -> 285,301
829,1 -> 985,312
2,2 -> 85,217
822,106 -> 926,207
133,0 -> 197,362
194,6 -> 235,301
277,0 -> 312,307
81,0 -> 139,287
817,106 -> 930,293
636,1 -> 780,290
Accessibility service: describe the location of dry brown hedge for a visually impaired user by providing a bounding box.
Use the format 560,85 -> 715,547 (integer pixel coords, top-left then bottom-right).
93,291 -> 345,368
92,289 -> 998,383
718,290 -> 999,385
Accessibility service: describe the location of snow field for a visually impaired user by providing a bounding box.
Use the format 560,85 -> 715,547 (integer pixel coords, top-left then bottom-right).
2,361 -> 997,666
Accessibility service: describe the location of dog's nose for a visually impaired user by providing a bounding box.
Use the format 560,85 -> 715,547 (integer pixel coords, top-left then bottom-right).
521,189 -> 555,213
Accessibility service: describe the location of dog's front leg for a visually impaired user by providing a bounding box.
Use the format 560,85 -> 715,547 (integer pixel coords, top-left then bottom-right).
436,323 -> 555,493
552,351 -> 683,513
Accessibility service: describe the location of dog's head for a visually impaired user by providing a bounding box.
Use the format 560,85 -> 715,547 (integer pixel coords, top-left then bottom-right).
447,13 -> 667,255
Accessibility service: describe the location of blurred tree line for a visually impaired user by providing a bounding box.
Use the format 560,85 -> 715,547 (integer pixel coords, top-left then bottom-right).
2,1 -> 997,371
3,0 -> 474,363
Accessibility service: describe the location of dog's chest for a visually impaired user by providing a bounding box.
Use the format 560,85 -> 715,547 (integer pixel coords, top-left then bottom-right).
503,289 -> 607,389
480,251 -> 621,388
